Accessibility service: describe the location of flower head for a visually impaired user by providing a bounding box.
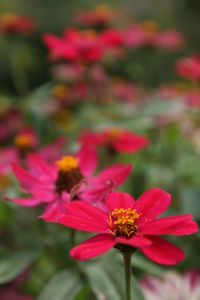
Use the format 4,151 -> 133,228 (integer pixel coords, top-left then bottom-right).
0,12 -> 35,34
141,269 -> 200,300
176,55 -> 200,82
58,190 -> 198,264
6,147 -> 131,222
79,127 -> 149,153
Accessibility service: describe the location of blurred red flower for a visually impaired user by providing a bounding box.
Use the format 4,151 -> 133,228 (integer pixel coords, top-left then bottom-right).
79,127 -> 149,153
0,12 -> 35,34
176,55 -> 200,82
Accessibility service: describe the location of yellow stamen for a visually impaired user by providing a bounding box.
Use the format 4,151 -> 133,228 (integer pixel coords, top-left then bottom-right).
105,128 -> 122,140
1,12 -> 19,24
109,207 -> 140,238
14,134 -> 33,148
51,84 -> 69,101
56,155 -> 78,172
141,20 -> 159,33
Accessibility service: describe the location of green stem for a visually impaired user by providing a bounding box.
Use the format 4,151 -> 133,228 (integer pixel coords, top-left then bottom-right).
69,228 -> 76,248
123,252 -> 132,300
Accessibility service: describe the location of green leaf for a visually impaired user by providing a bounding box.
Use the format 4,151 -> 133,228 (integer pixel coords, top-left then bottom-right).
83,251 -> 145,300
37,270 -> 83,300
0,249 -> 38,284
180,187 -> 200,218
133,253 -> 164,277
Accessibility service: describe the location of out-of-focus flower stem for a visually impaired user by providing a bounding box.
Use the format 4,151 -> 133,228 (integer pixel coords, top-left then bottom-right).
9,49 -> 28,96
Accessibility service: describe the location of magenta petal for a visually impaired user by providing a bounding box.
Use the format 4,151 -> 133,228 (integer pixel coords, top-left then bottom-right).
170,220 -> 199,236
39,136 -> 66,162
141,214 -> 197,235
12,163 -> 41,189
40,200 -> 66,222
134,188 -> 171,224
5,196 -> 41,207
116,235 -> 152,248
106,191 -> 135,212
78,145 -> 98,177
141,236 -> 185,265
70,234 -> 116,260
27,154 -> 55,179
92,163 -> 132,187
59,201 -> 109,232
113,132 -> 149,153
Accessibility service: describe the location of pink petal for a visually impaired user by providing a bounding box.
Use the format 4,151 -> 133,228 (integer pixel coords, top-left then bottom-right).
31,188 -> 56,202
141,214 -> 197,235
91,163 -> 132,187
39,136 -> 67,162
116,235 -> 152,247
113,132 -> 149,153
12,163 -> 41,189
134,188 -> 171,224
170,220 -> 199,236
78,145 -> 98,177
59,200 -> 109,232
5,196 -> 41,207
27,154 -> 55,179
40,200 -> 66,222
70,234 -> 116,260
106,191 -> 135,212
141,236 -> 185,265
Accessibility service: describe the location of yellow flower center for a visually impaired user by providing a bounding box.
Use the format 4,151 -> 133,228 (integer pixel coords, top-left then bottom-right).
56,155 -> 78,172
51,84 -> 69,101
1,12 -> 19,24
105,128 -> 122,140
14,134 -> 33,148
109,208 -> 140,238
81,29 -> 96,38
141,20 -> 159,33
94,5 -> 111,16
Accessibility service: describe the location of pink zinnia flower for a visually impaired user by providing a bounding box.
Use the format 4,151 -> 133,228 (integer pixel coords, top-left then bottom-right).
141,269 -> 200,300
156,30 -> 185,50
0,128 -> 66,175
176,55 -> 200,82
0,12 -> 35,35
59,190 -> 198,264
43,29 -> 103,63
76,5 -> 115,27
7,148 -> 131,222
79,127 -> 149,153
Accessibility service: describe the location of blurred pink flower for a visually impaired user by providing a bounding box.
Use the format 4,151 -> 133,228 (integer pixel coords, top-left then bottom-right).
7,147 -> 131,222
0,12 -> 35,34
79,127 -> 149,153
176,54 -> 200,82
141,270 -> 200,300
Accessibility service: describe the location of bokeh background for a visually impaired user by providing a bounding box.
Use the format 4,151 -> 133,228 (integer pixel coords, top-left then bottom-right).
0,1 -> 200,299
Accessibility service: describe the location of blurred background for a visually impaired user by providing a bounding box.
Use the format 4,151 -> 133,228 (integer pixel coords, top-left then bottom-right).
0,1 -> 200,299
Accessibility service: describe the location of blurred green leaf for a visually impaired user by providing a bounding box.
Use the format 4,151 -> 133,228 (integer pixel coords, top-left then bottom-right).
83,252 -> 145,300
37,270 -> 83,300
0,249 -> 38,284
180,187 -> 200,218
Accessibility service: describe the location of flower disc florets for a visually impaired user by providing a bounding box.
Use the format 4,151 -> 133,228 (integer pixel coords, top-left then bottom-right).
109,207 -> 140,238
55,155 -> 83,194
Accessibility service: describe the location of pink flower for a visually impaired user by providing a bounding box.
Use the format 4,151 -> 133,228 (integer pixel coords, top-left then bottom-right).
176,55 -> 200,82
79,127 -> 149,153
0,128 -> 66,175
185,90 -> 200,107
59,190 -> 198,264
156,30 -> 185,49
76,5 -> 115,27
141,269 -> 200,300
43,29 -> 103,63
0,12 -> 35,35
7,147 -> 131,222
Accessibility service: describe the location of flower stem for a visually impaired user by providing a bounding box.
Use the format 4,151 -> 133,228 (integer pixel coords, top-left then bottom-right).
69,228 -> 76,247
123,251 -> 132,300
